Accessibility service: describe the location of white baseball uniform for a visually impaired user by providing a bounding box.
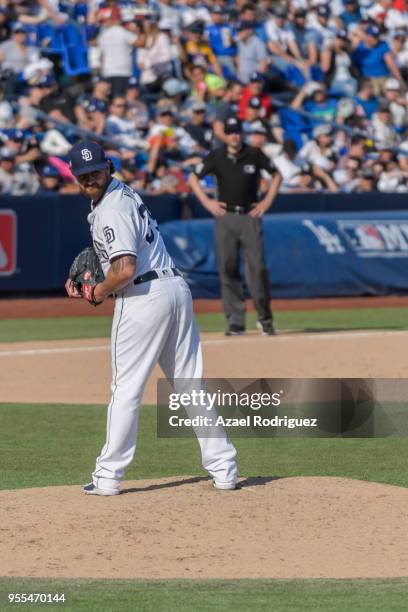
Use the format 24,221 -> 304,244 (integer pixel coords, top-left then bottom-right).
87,178 -> 238,492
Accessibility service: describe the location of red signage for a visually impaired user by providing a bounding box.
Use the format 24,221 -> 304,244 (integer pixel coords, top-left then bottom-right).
0,210 -> 17,276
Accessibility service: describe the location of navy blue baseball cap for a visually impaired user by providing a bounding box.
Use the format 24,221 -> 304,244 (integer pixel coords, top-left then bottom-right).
224,117 -> 243,134
250,71 -> 265,82
365,24 -> 380,37
42,164 -> 59,177
68,140 -> 109,176
128,76 -> 138,88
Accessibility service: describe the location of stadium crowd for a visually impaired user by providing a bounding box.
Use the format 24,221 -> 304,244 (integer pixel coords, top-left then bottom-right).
1,0 -> 408,195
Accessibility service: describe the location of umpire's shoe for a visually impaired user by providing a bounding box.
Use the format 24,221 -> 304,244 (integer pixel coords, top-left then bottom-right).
225,325 -> 245,336
256,321 -> 275,336
83,482 -> 119,496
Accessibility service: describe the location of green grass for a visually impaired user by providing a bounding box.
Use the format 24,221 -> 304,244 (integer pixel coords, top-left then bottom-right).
1,578 -> 408,611
1,306 -> 408,342
1,403 -> 408,491
2,404 -> 408,611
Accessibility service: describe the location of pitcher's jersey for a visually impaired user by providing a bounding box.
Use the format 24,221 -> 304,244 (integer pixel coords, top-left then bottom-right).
87,178 -> 174,278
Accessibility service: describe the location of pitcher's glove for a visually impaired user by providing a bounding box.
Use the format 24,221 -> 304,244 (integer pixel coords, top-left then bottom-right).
69,247 -> 105,306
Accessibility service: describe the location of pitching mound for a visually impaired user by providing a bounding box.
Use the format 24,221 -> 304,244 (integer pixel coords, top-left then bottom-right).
2,476 -> 408,580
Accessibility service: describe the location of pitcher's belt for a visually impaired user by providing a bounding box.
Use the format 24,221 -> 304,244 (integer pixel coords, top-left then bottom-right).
133,268 -> 181,286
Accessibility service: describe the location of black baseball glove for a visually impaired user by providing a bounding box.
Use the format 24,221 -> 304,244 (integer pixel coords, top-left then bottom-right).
69,247 -> 105,306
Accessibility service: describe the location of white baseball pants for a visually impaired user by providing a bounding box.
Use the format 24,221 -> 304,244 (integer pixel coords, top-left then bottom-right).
92,275 -> 237,491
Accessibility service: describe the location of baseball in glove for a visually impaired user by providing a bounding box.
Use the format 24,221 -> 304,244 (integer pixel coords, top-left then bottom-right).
69,247 -> 105,306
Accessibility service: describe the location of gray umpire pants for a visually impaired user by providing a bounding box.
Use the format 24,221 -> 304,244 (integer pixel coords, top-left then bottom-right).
214,213 -> 272,329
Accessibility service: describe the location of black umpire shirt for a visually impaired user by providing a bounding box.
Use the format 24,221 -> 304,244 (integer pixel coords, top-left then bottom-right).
193,144 -> 275,212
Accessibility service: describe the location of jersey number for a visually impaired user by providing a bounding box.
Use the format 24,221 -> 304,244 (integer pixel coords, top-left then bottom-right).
138,203 -> 158,244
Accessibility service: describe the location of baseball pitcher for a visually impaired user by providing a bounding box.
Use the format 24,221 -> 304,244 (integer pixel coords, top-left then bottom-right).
65,140 -> 238,495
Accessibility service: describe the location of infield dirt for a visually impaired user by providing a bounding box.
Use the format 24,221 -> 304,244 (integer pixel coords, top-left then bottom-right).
1,475 -> 408,579
2,329 -> 408,579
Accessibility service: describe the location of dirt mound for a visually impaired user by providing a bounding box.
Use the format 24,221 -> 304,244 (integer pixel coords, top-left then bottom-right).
2,476 -> 408,580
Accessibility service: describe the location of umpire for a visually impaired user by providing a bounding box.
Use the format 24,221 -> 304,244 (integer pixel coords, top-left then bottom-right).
189,117 -> 281,336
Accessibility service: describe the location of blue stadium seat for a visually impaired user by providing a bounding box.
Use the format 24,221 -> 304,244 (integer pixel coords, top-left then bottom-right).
60,23 -> 90,76
36,23 -> 63,55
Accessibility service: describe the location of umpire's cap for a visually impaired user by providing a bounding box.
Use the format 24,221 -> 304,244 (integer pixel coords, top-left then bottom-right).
68,140 -> 109,176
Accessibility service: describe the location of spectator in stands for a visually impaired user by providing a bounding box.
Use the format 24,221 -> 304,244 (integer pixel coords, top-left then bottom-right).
187,62 -> 209,100
126,76 -> 149,131
351,24 -> 403,95
147,105 -> 196,174
291,9 -> 318,75
296,124 -> 338,172
0,145 -> 38,195
337,134 -> 368,171
382,78 -> 408,131
0,7 -> 11,44
283,163 -> 339,193
180,0 -> 211,28
90,76 -> 112,106
146,162 -> 183,195
239,71 -> 272,120
97,5 -> 139,95
82,98 -> 107,135
265,4 -> 308,80
18,0 -> 67,26
0,23 -> 40,96
38,74 -> 79,124
205,4 -> 236,78
309,4 -> 337,50
291,81 -> 338,124
353,78 -> 379,119
184,100 -> 212,152
371,102 -> 401,148
212,79 -> 243,145
390,29 -> 408,81
242,96 -> 271,139
181,20 -> 222,77
356,167 -> 377,192
4,128 -> 40,166
236,20 -> 268,84
339,0 -> 362,29
321,30 -> 359,96
105,95 -> 147,152
137,13 -> 174,94
36,164 -> 61,193
158,0 -> 181,33
333,155 -> 362,192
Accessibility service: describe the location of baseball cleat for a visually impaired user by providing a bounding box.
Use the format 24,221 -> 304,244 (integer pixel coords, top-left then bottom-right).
213,480 -> 238,490
83,482 -> 119,496
225,325 -> 245,336
256,321 -> 275,336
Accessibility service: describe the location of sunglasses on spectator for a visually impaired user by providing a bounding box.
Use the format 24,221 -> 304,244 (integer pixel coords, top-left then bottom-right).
113,103 -> 127,108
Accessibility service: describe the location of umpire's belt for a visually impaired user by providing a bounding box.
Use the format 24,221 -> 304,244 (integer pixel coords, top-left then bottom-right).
134,267 -> 181,286
226,206 -> 248,215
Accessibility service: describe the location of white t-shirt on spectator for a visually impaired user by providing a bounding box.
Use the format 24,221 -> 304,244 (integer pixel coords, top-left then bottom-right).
181,6 -> 211,27
105,114 -> 146,150
137,33 -> 172,85
98,25 -> 137,78
264,18 -> 295,51
295,140 -> 333,171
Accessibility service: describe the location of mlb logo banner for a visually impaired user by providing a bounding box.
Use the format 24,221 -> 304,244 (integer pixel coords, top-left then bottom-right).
0,210 -> 17,276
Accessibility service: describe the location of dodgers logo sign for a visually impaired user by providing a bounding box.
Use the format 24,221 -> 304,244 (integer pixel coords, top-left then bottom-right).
81,148 -> 93,162
0,210 -> 17,276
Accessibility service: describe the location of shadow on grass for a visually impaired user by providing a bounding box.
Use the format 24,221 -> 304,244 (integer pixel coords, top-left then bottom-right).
288,326 -> 403,334
121,475 -> 282,495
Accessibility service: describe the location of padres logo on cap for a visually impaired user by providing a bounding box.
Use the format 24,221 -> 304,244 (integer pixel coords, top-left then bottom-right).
81,148 -> 93,162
